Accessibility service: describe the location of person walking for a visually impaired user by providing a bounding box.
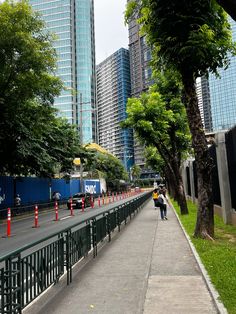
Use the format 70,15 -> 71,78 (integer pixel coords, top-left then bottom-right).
14,194 -> 21,215
156,190 -> 168,220
152,188 -> 159,209
14,194 -> 21,207
52,191 -> 61,201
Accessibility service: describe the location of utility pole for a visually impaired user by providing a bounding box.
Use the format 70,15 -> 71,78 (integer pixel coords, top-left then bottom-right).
78,93 -> 97,193
124,154 -> 133,181
80,93 -> 84,193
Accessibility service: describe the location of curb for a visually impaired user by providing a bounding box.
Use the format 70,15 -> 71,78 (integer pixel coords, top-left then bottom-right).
169,200 -> 228,314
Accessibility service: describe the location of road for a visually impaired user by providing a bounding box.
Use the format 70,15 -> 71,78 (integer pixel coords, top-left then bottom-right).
0,193 -> 142,258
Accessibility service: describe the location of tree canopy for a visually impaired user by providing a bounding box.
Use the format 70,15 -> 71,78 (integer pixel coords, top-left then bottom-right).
126,0 -> 235,79
216,0 -> 236,22
123,69 -> 190,213
130,164 -> 141,181
84,151 -> 128,191
0,0 -> 85,177
126,0 -> 236,237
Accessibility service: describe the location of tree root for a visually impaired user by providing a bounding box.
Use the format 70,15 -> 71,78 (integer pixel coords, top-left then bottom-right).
194,230 -> 215,241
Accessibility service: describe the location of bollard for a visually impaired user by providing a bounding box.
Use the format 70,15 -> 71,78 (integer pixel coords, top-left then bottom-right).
98,196 -> 101,207
102,195 -> 105,205
82,197 -> 85,212
90,196 -> 94,208
112,192 -> 114,202
116,192 -> 118,201
55,201 -> 59,221
34,205 -> 39,228
7,208 -> 11,237
70,198 -> 74,216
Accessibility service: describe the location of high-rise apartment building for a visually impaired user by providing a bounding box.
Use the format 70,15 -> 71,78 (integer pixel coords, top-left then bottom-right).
29,0 -> 97,144
96,48 -> 134,171
196,77 -> 212,132
208,17 -> 236,131
128,17 -> 152,97
128,2 -> 153,172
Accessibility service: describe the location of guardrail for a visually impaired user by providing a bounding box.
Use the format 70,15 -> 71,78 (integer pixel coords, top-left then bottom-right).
0,192 -> 151,313
0,200 -> 68,219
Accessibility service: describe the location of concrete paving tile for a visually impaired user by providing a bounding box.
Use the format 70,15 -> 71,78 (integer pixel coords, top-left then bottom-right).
143,275 -> 217,314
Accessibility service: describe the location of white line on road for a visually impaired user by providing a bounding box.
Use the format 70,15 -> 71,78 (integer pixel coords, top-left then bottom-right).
60,216 -> 72,220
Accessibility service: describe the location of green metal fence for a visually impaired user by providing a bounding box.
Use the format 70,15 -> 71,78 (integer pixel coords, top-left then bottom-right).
0,192 -> 151,313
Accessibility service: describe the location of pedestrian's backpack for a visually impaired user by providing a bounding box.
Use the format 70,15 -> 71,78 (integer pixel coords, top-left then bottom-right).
157,195 -> 164,204
153,191 -> 158,199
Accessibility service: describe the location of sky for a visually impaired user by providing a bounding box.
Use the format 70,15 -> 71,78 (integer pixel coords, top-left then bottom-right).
94,0 -> 128,65
0,0 -> 128,65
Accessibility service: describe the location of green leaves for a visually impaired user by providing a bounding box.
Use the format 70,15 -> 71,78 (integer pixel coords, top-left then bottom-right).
123,68 -> 191,177
0,1 -> 82,177
84,151 -> 128,188
124,1 -> 138,24
134,0 -> 236,78
130,165 -> 141,180
124,69 -> 190,156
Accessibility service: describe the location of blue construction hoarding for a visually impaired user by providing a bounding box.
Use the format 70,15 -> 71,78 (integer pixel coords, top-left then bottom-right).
0,176 -> 101,209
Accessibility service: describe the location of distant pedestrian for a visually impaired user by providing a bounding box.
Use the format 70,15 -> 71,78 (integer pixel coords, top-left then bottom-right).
14,194 -> 21,207
14,194 -> 21,215
156,190 -> 168,220
152,188 -> 159,209
162,186 -> 167,197
52,191 -> 61,201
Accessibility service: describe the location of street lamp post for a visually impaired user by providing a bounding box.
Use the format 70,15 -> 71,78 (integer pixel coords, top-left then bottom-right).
79,93 -> 97,193
79,94 -> 84,193
124,154 -> 133,181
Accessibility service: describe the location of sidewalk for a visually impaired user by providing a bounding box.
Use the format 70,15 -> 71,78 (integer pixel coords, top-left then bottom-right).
24,199 -> 221,314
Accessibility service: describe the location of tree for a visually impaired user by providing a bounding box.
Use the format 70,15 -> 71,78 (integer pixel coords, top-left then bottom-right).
130,164 -> 141,180
144,146 -> 176,198
84,151 -> 128,191
1,98 -> 85,177
123,69 -> 190,214
0,0 -> 85,176
126,0 -> 236,237
217,0 -> 236,21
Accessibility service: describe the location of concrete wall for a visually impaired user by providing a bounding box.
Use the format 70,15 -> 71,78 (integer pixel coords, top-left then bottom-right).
183,131 -> 236,226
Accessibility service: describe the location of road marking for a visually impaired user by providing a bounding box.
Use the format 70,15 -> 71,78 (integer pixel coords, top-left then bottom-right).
60,216 -> 71,220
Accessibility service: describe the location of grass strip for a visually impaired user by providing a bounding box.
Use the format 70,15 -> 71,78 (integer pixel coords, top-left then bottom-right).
172,199 -> 236,314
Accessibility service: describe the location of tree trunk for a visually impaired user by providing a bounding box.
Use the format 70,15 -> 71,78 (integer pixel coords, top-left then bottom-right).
170,159 -> 188,215
182,73 -> 214,238
165,168 -> 176,199
164,158 -> 188,215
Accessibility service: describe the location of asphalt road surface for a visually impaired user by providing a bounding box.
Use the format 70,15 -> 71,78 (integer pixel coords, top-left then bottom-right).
0,193 -> 144,259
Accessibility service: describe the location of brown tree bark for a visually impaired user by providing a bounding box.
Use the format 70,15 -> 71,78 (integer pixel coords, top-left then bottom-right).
182,73 -> 214,238
170,159 -> 188,215
162,155 -> 188,215
165,168 -> 176,199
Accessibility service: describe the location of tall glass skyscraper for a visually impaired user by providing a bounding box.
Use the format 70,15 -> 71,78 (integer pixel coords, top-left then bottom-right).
29,0 -> 97,143
208,17 -> 236,131
96,48 -> 134,171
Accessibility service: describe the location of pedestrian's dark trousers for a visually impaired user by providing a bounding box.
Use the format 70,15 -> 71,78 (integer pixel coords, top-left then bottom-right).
154,199 -> 159,208
158,203 -> 167,219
